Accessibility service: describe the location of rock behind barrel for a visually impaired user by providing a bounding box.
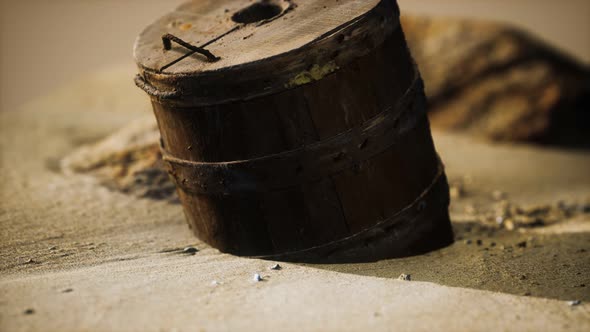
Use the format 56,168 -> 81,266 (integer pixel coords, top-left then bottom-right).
403,15 -> 590,147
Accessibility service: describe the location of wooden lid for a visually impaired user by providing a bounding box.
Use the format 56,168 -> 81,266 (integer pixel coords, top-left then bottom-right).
134,0 -> 399,106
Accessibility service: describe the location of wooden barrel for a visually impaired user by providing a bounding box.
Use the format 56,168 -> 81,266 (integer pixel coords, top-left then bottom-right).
134,0 -> 453,262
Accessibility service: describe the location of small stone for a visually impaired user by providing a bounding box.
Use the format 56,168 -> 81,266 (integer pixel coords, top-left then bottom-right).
517,241 -> 527,248
269,264 -> 282,270
62,288 -> 74,293
48,246 -> 57,251
450,185 -> 464,199
25,258 -> 36,264
398,274 -> 411,281
182,247 -> 198,254
523,292 -> 531,296
253,273 -> 263,282
568,300 -> 582,306
464,239 -> 472,245
504,219 -> 515,231
23,308 -> 35,315
211,280 -> 221,286
490,242 -> 497,247
476,239 -> 483,246
519,275 -> 527,280
495,216 -> 505,225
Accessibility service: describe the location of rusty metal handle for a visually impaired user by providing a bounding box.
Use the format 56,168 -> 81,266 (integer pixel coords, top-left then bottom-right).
162,34 -> 221,62
134,74 -> 181,99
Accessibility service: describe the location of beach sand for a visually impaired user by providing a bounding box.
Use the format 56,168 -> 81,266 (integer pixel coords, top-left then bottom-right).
1,66 -> 589,331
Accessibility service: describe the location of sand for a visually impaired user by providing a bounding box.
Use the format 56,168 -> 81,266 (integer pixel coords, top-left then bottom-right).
1,66 -> 589,331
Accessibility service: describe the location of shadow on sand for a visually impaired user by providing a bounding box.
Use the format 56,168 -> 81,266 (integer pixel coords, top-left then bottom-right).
302,221 -> 590,301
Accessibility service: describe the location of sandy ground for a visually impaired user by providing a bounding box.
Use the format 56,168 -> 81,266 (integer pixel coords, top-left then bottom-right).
0,66 -> 589,331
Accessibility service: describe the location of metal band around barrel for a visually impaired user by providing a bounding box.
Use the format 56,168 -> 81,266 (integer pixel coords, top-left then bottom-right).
256,157 -> 449,262
163,68 -> 426,195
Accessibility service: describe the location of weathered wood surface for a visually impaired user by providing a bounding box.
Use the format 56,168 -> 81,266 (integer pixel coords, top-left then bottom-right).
130,0 -> 452,261
65,14 -> 590,238
135,0 -> 396,106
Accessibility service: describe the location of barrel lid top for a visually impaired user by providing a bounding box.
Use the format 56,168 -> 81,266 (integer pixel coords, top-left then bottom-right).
134,0 -> 383,75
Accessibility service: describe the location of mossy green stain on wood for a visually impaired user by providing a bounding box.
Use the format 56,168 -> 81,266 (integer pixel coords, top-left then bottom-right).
287,62 -> 340,88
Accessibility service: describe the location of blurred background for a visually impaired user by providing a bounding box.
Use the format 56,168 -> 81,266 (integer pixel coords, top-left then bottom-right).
1,0 -> 589,114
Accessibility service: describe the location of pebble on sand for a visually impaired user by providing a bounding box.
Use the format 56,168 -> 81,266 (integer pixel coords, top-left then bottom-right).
568,300 -> 582,306
253,273 -> 263,282
504,219 -> 515,231
269,264 -> 282,270
23,308 -> 35,315
450,185 -> 464,199
182,247 -> 198,254
398,274 -> 411,281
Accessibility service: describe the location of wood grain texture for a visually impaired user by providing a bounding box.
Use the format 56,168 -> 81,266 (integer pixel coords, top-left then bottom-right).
135,0 -> 398,106
135,0 -> 382,73
136,0 -> 453,260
